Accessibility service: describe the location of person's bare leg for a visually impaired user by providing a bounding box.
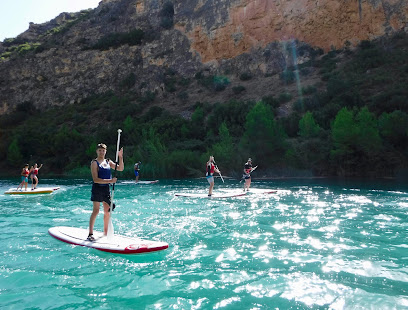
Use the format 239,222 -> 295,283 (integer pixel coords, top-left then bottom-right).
103,202 -> 110,235
245,179 -> 251,191
89,202 -> 100,235
209,182 -> 214,196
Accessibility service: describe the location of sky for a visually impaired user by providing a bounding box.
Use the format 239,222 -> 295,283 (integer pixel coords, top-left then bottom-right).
0,0 -> 101,41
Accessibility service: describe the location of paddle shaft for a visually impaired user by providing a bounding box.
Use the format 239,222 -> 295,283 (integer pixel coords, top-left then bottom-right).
107,129 -> 122,239
213,161 -> 224,183
240,166 -> 257,183
110,129 -> 122,205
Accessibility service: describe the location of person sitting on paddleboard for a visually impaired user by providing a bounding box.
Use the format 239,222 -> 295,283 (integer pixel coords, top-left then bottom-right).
206,156 -> 220,197
30,163 -> 43,190
243,158 -> 257,191
88,143 -> 124,241
17,164 -> 30,191
134,161 -> 141,183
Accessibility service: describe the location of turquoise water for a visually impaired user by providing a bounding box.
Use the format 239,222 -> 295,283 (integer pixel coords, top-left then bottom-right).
0,178 -> 407,309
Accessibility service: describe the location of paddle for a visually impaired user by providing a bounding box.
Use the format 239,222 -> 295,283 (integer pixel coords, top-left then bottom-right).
107,129 -> 122,240
213,161 -> 224,183
240,165 -> 258,183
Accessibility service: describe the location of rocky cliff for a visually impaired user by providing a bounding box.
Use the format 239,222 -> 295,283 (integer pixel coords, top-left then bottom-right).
0,0 -> 407,114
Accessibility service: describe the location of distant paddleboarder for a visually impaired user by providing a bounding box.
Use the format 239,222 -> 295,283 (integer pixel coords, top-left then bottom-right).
243,158 -> 257,191
88,143 -> 124,241
30,163 -> 43,190
134,161 -> 141,183
206,156 -> 220,197
17,164 -> 30,191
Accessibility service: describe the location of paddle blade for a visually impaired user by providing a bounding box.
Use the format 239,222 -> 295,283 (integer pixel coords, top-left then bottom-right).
107,216 -> 114,240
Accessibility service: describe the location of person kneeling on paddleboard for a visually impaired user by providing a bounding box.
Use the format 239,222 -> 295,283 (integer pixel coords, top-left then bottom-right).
206,156 -> 220,197
88,143 -> 124,241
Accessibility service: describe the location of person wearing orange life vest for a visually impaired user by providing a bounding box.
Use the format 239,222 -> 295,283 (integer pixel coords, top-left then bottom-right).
206,156 -> 220,197
17,164 -> 30,191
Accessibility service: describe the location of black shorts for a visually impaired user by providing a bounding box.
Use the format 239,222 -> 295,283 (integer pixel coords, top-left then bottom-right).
91,183 -> 111,205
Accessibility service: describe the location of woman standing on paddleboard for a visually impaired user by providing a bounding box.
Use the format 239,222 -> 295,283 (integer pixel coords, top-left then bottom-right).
243,158 -> 257,191
17,164 -> 30,191
88,143 -> 124,241
30,163 -> 43,190
134,161 -> 141,183
206,156 -> 220,197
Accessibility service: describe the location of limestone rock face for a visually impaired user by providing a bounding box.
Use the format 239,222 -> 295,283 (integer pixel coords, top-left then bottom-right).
175,0 -> 408,62
0,0 -> 407,113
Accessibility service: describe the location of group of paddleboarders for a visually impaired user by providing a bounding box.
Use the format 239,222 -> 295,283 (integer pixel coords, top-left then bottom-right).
16,163 -> 43,191
86,143 -> 257,240
205,156 -> 257,196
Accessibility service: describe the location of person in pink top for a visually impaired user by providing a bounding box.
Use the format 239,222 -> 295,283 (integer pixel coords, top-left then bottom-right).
31,163 -> 43,190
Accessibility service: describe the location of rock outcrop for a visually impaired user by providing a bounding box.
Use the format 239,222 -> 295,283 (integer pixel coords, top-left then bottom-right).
0,0 -> 407,114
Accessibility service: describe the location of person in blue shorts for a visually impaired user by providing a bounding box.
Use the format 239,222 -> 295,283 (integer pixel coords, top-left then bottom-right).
88,143 -> 124,241
206,156 -> 220,197
17,164 -> 30,191
134,161 -> 141,183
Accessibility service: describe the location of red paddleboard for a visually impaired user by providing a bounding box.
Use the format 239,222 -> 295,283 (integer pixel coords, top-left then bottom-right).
49,226 -> 168,254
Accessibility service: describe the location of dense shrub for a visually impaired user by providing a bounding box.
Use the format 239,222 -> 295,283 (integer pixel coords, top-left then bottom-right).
160,2 -> 174,29
280,70 -> 295,83
239,72 -> 252,81
90,29 -> 145,50
232,85 -> 246,94
120,73 -> 136,89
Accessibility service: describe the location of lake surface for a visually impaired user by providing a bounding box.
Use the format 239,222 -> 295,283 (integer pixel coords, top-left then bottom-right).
1,178 -> 407,309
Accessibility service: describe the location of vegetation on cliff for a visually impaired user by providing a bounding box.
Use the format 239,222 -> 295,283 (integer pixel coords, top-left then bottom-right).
0,32 -> 407,179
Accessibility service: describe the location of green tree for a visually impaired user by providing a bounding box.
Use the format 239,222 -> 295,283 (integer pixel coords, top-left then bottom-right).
330,107 -> 358,174
123,115 -> 134,133
355,107 -> 382,154
190,106 -> 205,138
331,107 -> 382,175
136,127 -> 168,177
212,122 -> 235,170
53,125 -> 85,171
298,111 -> 321,138
242,101 -> 287,164
7,138 -> 23,166
378,110 -> 408,147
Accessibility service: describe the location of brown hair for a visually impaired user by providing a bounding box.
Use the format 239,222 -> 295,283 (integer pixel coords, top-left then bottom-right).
97,143 -> 107,150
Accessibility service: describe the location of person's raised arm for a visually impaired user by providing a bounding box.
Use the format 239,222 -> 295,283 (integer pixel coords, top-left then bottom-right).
109,147 -> 124,171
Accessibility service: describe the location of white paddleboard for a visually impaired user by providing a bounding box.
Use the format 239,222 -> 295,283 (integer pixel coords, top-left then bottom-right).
121,180 -> 159,184
175,191 -> 247,198
5,187 -> 60,195
49,226 -> 168,254
136,180 -> 159,184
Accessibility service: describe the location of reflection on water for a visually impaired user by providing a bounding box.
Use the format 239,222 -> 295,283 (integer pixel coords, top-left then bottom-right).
0,178 -> 407,309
